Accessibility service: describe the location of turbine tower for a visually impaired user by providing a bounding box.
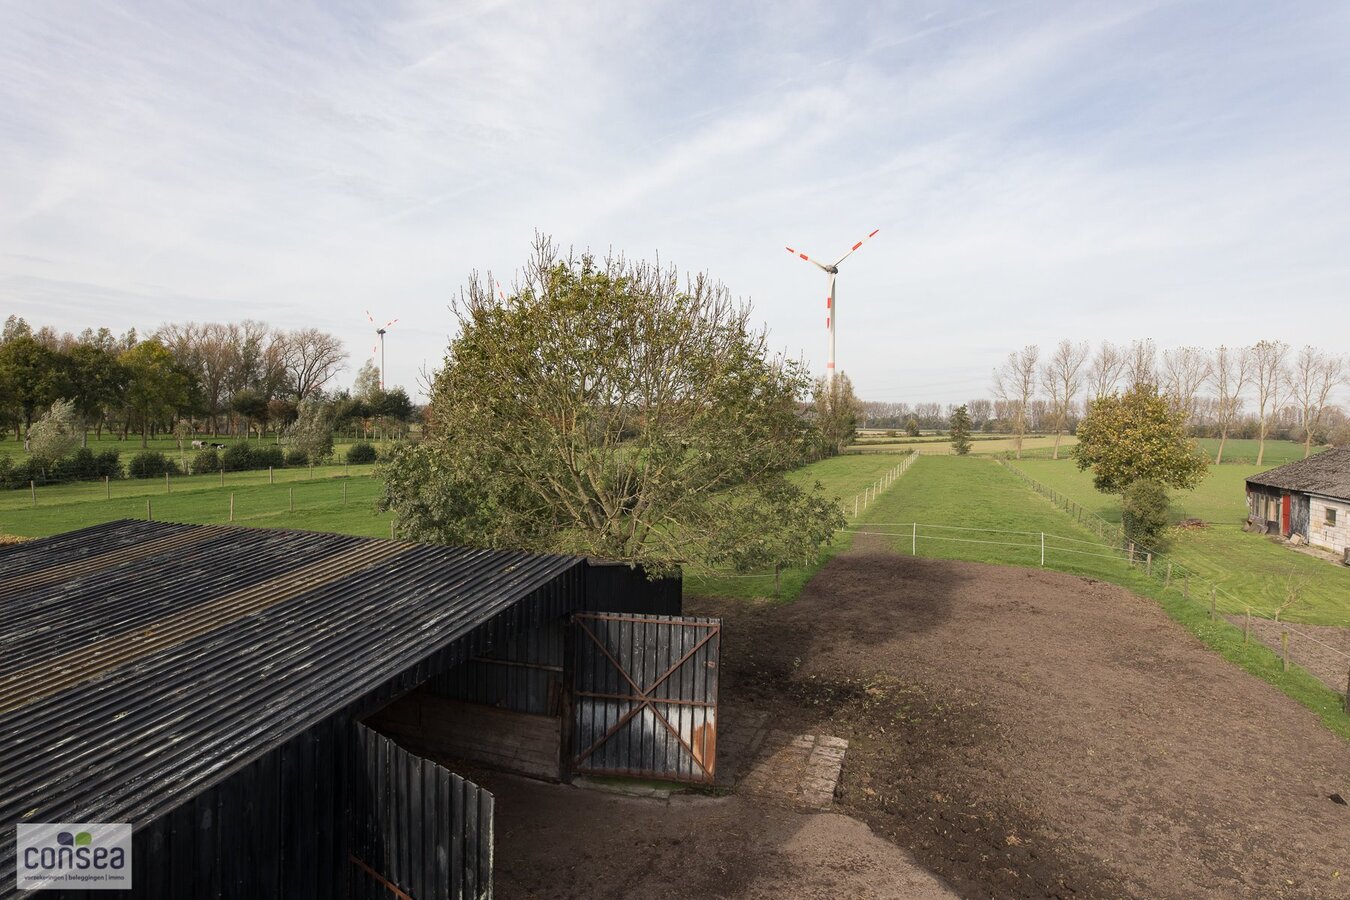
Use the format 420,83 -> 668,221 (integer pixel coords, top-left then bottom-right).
365,311 -> 399,390
785,229 -> 878,381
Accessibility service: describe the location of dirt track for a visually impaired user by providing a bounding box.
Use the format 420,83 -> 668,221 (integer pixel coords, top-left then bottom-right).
694,537 -> 1350,899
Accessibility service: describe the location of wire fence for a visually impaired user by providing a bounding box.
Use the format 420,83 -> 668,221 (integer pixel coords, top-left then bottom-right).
997,460 -> 1350,692
685,451 -> 920,586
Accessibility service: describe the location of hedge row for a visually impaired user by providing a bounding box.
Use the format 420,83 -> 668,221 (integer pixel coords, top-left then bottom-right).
1,441 -> 381,489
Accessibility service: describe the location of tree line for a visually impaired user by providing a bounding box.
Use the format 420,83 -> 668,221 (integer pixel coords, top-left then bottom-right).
987,339 -> 1346,462
865,339 -> 1347,462
0,315 -> 420,449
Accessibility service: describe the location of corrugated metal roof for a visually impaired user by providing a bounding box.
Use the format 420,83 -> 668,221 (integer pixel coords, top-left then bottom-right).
1245,448 -> 1350,499
0,520 -> 582,878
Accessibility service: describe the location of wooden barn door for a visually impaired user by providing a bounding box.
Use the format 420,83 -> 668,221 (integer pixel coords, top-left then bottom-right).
570,613 -> 720,784
351,723 -> 494,900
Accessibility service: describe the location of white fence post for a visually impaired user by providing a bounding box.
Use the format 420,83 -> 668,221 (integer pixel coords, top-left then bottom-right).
912,522 -> 917,556
1040,532 -> 1045,567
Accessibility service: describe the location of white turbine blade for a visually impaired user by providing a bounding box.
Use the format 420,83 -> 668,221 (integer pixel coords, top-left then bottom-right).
384,318 -> 399,329
365,310 -> 376,325
832,228 -> 879,267
785,245 -> 829,273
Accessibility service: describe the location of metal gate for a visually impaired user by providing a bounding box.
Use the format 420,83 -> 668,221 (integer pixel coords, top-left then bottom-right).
351,722 -> 494,900
571,613 -> 720,784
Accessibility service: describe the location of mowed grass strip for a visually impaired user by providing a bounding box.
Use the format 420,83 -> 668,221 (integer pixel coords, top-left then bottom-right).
1015,458 -> 1350,627
684,452 -> 917,602
1,472 -> 392,539
875,455 -> 1350,740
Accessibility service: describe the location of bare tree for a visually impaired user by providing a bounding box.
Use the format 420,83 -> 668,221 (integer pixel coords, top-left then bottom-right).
993,344 -> 1039,459
967,398 -> 992,428
1289,345 -> 1345,458
1086,340 -> 1127,402
1041,339 -> 1089,460
1251,339 -> 1290,466
279,328 -> 346,400
1160,346 -> 1212,430
1125,338 -> 1157,388
1209,344 -> 1252,464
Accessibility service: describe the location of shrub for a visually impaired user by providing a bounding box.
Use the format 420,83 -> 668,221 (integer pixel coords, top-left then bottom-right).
51,448 -> 97,481
221,443 -> 254,472
285,448 -> 309,467
253,446 -> 285,469
128,451 -> 178,478
1121,479 -> 1171,550
191,448 -> 221,474
94,450 -> 122,479
346,442 -> 377,464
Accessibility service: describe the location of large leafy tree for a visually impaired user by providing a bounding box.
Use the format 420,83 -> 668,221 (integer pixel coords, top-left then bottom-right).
68,343 -> 129,442
380,236 -> 843,574
810,372 -> 860,457
1074,383 -> 1208,494
0,334 -> 71,438
120,340 -> 195,447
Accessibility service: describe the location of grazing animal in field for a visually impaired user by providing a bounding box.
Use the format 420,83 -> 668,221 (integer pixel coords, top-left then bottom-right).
211,443 -> 227,450
191,440 -> 207,450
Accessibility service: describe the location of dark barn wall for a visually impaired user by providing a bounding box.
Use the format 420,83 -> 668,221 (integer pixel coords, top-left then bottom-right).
583,560 -> 682,617
46,564 -> 584,900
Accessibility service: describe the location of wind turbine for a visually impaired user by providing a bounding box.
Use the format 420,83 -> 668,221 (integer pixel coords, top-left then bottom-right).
365,311 -> 399,390
785,229 -> 879,381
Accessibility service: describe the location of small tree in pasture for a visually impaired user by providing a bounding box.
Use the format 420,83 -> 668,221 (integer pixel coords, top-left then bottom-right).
1074,384 -> 1207,494
949,404 -> 972,455
286,399 -> 336,463
905,417 -> 920,437
811,372 -> 861,457
27,399 -> 81,468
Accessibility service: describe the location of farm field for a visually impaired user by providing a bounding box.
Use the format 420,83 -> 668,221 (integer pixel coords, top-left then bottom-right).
1193,437 -> 1326,465
0,465 -> 389,539
0,432 -> 400,464
1014,457 -> 1350,626
685,451 -> 917,601
848,434 -> 1078,457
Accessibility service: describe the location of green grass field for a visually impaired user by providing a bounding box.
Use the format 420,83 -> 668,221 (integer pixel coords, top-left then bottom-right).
849,434 -> 1079,457
0,431 -> 397,463
869,455 -> 1350,739
684,452 -> 917,601
1193,437 -> 1324,466
1014,457 -> 1350,626
0,464 -> 391,538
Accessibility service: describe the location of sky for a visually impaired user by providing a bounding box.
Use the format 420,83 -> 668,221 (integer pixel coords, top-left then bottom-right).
2,1 -> 1348,404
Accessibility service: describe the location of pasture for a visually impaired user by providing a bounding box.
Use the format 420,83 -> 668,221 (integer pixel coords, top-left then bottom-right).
1194,437 -> 1325,465
0,464 -> 389,539
1015,457 -> 1350,627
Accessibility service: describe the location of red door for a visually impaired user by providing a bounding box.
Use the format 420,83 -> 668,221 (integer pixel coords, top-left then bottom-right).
1281,494 -> 1292,536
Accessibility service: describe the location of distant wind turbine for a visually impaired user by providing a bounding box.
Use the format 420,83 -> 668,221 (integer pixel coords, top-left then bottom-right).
365,311 -> 399,389
785,229 -> 879,381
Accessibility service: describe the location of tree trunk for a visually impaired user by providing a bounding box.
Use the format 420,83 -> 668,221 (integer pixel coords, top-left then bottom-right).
1305,432 -> 1313,458
1215,427 -> 1227,465
1256,422 -> 1266,466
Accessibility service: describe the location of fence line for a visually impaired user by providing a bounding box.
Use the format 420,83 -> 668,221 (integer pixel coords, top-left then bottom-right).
998,460 -> 1350,666
687,451 -> 920,583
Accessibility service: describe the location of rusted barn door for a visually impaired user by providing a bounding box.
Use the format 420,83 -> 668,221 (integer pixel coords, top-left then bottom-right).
570,613 -> 720,784
351,722 -> 494,900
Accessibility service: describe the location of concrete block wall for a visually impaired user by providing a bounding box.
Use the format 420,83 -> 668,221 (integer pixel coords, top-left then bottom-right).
1308,496 -> 1350,556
